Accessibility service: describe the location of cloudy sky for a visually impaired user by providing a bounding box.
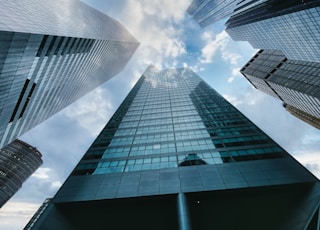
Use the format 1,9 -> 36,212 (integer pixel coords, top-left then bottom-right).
1,0 -> 320,229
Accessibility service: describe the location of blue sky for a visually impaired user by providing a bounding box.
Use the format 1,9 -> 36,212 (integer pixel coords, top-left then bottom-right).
1,0 -> 320,229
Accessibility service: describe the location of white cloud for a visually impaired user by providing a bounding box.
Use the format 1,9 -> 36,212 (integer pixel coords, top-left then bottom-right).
222,47 -> 241,65
182,61 -> 205,73
200,30 -> 241,65
0,201 -> 40,230
83,0 -> 190,70
200,31 -> 225,64
223,86 -> 264,107
51,181 -> 62,189
63,87 -> 114,137
119,0 -> 189,67
31,167 -> 51,179
292,132 -> 320,178
201,31 -> 214,42
0,201 -> 39,218
142,0 -> 190,22
227,67 -> 241,83
29,167 -> 63,196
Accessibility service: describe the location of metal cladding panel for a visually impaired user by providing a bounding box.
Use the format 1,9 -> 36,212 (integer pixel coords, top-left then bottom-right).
54,158 -> 317,203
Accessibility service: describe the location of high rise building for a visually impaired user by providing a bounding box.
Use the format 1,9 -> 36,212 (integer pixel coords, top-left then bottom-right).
241,49 -> 320,130
28,66 -> 320,229
225,1 -> 320,62
187,0 -> 240,27
0,0 -> 139,148
0,139 -> 42,208
187,0 -> 258,27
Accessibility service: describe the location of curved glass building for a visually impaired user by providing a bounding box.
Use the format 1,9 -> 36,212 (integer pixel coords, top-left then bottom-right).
0,139 -> 42,207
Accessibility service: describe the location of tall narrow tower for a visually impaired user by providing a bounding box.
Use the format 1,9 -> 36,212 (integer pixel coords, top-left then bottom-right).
0,0 -> 139,148
29,66 -> 320,229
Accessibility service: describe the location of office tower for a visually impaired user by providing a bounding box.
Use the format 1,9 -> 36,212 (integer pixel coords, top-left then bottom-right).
187,0 -> 257,27
0,139 -> 42,208
187,0 -> 240,27
28,66 -> 319,229
0,0 -> 139,148
241,49 -> 320,130
225,1 -> 320,62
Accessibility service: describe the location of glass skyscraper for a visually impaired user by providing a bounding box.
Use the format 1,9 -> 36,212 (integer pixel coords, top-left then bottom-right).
29,66 -> 319,229
226,1 -> 320,62
187,0 -> 259,27
241,49 -> 320,130
187,0 -> 240,27
0,0 -> 139,148
188,0 -> 320,62
0,139 -> 42,208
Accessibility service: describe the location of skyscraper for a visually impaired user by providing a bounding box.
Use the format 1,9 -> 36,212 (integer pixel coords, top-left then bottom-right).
0,0 -> 139,148
187,0 -> 258,27
241,49 -> 320,130
0,139 -> 42,208
225,1 -> 320,62
28,66 -> 319,229
187,0 -> 240,27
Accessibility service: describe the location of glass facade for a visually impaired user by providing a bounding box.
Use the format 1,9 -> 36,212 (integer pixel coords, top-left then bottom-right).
226,2 -> 320,62
241,49 -> 320,129
0,139 -> 42,207
187,0 -> 258,27
187,0 -> 240,27
0,0 -> 139,148
73,66 -> 286,176
28,66 -> 320,229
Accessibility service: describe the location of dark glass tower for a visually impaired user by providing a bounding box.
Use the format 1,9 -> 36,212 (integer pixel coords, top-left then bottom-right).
0,0 -> 139,148
0,139 -> 42,208
29,66 -> 320,229
241,49 -> 320,130
225,1 -> 320,62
